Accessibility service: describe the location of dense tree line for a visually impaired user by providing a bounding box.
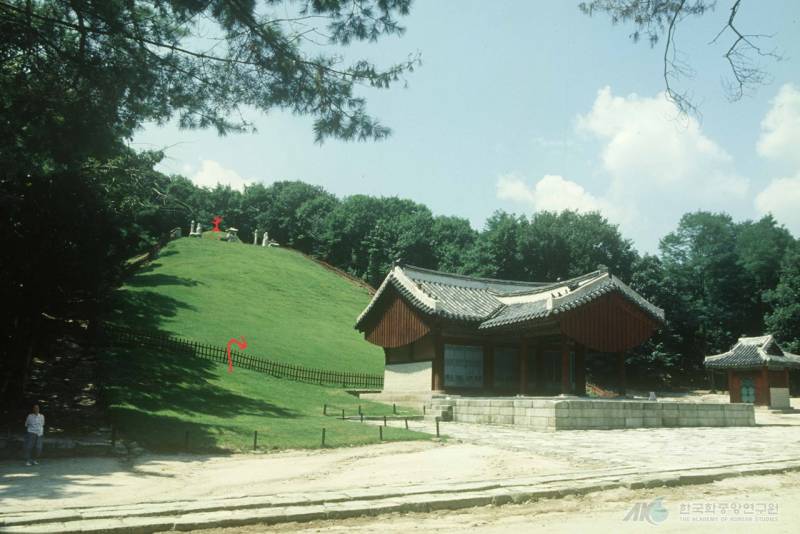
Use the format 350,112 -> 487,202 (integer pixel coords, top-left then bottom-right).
149,176 -> 799,388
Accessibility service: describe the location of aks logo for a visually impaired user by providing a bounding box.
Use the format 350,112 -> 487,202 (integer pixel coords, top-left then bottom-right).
623,497 -> 668,525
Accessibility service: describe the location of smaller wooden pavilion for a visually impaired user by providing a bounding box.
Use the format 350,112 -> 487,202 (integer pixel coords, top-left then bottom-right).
355,264 -> 665,396
705,335 -> 800,408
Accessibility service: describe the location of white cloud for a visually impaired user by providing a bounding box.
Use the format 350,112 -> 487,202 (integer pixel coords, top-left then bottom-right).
190,160 -> 251,191
754,84 -> 800,235
755,172 -> 800,235
497,173 -> 609,215
497,86 -> 753,251
757,83 -> 800,167
576,86 -> 747,198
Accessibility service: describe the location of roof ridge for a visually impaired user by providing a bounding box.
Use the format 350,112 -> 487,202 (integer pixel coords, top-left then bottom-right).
404,263 -> 610,290
499,270 -> 607,296
401,264 -> 548,287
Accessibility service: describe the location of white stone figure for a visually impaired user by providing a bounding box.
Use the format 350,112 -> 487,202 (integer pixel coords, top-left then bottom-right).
253,229 -> 259,245
195,222 -> 202,235
648,391 -> 657,401
190,220 -> 195,234
261,231 -> 269,247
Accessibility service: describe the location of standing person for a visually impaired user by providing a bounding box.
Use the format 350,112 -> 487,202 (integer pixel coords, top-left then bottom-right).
24,404 -> 45,466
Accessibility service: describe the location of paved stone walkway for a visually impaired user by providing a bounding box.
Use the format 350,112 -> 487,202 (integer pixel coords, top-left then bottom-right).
382,406 -> 800,472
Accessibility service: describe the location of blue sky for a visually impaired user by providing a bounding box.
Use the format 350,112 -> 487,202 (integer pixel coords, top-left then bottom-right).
133,1 -> 800,253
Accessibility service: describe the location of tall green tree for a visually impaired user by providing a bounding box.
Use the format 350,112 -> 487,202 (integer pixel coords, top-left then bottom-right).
253,181 -> 337,252
468,210 -> 636,283
466,211 -> 529,279
765,242 -> 800,353
0,0 -> 418,403
430,216 -> 478,274
735,215 -> 795,333
659,211 -> 754,374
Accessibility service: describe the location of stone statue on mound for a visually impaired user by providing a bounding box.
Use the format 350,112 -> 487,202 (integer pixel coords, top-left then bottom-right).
253,229 -> 259,245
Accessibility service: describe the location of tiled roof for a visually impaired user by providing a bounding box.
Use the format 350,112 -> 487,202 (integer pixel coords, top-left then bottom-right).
704,335 -> 800,370
355,264 -> 665,331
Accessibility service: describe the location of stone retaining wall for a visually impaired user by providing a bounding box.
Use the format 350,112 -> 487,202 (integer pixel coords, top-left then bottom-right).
437,397 -> 755,431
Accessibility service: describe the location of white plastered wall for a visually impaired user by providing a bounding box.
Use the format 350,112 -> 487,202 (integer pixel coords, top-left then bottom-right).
383,361 -> 432,392
382,334 -> 435,392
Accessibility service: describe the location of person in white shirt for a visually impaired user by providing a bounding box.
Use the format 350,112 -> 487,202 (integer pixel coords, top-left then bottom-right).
24,404 -> 44,466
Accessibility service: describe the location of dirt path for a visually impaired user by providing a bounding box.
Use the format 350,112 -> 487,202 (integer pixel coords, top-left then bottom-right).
197,471 -> 800,534
0,441 -> 572,511
3,404 -> 800,528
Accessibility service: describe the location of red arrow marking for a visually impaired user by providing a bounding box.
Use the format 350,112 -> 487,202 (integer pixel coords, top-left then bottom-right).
226,336 -> 247,373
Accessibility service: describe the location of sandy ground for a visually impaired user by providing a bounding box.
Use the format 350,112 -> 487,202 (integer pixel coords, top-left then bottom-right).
0,441 -> 572,511
197,472 -> 800,534
2,399 -> 799,522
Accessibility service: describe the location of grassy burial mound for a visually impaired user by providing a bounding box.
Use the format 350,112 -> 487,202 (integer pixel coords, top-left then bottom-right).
109,234 -> 381,372
103,236 -> 423,451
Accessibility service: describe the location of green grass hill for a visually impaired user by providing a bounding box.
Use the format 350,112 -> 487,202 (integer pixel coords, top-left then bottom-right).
102,236 -> 423,451
109,234 -> 381,373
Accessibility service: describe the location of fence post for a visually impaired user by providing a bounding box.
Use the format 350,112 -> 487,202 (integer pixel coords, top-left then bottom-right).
253,430 -> 258,451
423,405 -> 426,416
321,428 -> 326,447
405,417 -> 409,430
393,403 -> 397,415
358,405 -> 362,416
383,415 -> 387,427
323,404 -> 327,415
379,426 -> 383,441
360,413 -> 364,423
435,417 -> 440,437
341,408 -> 345,420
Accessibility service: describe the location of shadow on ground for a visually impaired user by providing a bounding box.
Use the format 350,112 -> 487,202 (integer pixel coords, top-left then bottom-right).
124,273 -> 201,289
101,283 -> 296,454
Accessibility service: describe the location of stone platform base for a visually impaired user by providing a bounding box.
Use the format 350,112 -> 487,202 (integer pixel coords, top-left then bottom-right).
432,396 -> 755,431
359,391 -> 433,411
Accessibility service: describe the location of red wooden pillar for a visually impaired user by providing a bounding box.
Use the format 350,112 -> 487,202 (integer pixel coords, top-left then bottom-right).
561,336 -> 571,394
519,339 -> 528,395
617,352 -> 626,396
433,329 -> 444,391
728,370 -> 736,402
574,343 -> 586,396
483,342 -> 494,392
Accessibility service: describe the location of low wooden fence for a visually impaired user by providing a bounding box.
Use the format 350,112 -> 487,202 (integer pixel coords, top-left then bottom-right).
101,324 -> 383,390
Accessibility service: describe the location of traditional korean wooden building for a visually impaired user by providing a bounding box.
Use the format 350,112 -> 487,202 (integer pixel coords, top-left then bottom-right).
355,264 -> 665,396
704,336 -> 800,408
